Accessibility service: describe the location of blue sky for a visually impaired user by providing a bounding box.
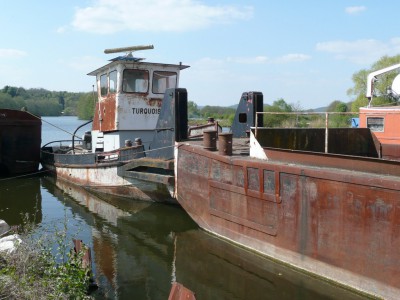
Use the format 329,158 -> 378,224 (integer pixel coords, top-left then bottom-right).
0,1 -> 399,109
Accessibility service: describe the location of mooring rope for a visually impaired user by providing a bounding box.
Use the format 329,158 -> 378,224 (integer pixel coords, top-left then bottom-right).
0,169 -> 51,182
26,111 -> 82,139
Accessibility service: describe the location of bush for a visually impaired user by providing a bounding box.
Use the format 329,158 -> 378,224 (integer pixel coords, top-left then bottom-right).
0,214 -> 93,299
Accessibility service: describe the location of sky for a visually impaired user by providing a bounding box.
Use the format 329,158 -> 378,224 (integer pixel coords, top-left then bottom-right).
1,0 -> 399,109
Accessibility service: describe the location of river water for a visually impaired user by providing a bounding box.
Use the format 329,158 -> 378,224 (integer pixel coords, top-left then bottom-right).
0,116 -> 367,300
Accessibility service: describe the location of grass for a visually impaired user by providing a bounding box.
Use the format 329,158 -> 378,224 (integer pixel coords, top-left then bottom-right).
0,212 -> 94,299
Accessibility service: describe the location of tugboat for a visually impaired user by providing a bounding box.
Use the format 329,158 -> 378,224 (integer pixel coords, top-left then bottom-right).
174,64 -> 400,299
41,45 -> 190,203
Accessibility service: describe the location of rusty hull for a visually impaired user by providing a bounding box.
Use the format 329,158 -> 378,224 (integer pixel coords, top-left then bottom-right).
176,141 -> 400,299
168,282 -> 196,300
43,161 -> 176,204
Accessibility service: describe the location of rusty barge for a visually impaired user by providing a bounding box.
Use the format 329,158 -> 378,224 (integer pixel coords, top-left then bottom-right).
174,65 -> 400,299
0,109 -> 41,177
41,45 -> 193,203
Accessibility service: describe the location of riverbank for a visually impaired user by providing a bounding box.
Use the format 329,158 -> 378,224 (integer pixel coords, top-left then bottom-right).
0,218 -> 93,299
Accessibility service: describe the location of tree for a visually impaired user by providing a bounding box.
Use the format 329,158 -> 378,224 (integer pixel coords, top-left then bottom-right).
0,85 -> 88,116
187,101 -> 200,118
348,54 -> 400,111
263,98 -> 293,127
330,101 -> 350,127
77,92 -> 95,120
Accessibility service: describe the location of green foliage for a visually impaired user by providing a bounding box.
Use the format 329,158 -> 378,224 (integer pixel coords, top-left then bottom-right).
0,212 -> 93,299
329,101 -> 351,127
187,101 -> 200,118
77,93 -> 95,120
188,104 -> 235,127
0,86 -> 89,117
200,105 -> 235,120
263,98 -> 294,127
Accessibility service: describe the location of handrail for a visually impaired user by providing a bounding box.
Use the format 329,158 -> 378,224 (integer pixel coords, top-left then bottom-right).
72,120 -> 93,154
42,139 -> 83,148
254,111 -> 359,153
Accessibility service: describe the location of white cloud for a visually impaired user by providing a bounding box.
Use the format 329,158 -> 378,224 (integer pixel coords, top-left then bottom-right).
316,38 -> 400,64
56,26 -> 68,34
72,0 -> 253,34
0,49 -> 27,58
274,53 -> 311,63
345,6 -> 366,15
225,53 -> 310,64
227,56 -> 269,64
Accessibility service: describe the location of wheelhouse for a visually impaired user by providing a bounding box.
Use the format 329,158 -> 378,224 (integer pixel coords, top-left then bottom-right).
87,46 -> 189,152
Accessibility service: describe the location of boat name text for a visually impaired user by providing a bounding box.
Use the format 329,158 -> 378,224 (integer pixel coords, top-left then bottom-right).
132,108 -> 161,115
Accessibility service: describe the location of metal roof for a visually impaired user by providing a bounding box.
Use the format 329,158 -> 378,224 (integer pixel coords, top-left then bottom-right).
87,56 -> 189,76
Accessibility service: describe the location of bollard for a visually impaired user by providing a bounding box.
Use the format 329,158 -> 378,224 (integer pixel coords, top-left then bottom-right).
125,139 -> 133,147
134,138 -> 142,146
218,133 -> 233,156
203,130 -> 217,151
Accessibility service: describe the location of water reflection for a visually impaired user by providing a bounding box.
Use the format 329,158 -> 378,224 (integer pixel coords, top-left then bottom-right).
0,176 -> 42,225
174,230 -> 366,300
41,176 -> 196,299
41,177 -> 365,300
0,173 -> 367,299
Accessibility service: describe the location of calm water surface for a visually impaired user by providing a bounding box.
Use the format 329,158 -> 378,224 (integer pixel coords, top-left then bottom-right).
0,117 -> 368,299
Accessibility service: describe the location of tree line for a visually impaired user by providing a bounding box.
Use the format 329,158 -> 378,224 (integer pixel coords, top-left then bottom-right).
0,86 -> 94,119
1,54 -> 399,126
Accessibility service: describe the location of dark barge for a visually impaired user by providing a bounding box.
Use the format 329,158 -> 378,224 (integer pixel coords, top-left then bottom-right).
0,109 -> 41,176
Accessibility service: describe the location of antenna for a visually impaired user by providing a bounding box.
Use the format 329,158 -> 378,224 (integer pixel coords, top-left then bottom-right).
104,45 -> 154,54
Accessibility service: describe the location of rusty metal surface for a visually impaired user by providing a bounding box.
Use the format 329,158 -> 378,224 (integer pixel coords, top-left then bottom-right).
168,282 -> 196,300
118,158 -> 175,185
73,239 -> 92,270
92,94 -> 116,132
231,91 -> 263,138
0,109 -> 41,175
264,147 -> 400,178
256,128 -> 379,156
188,122 -> 221,138
203,130 -> 217,151
45,162 -> 176,203
176,140 -> 400,299
381,143 -> 400,160
218,133 -> 233,156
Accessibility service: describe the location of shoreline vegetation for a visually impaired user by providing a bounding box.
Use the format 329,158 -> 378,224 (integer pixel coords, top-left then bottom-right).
0,217 -> 95,299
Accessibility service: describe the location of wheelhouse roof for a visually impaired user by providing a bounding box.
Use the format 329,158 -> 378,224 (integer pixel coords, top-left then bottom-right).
87,56 -> 190,76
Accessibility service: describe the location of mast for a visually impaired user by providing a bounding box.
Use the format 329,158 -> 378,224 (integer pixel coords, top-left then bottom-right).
104,45 -> 154,54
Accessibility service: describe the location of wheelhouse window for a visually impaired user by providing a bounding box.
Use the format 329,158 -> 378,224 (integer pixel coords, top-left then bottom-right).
152,71 -> 177,94
123,69 -> 149,93
100,74 -> 108,97
100,71 -> 117,97
109,70 -> 117,94
367,117 -> 384,132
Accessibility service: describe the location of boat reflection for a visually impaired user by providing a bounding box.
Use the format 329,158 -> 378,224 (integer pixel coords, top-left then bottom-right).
42,177 -> 366,300
41,176 -> 196,299
0,177 -> 42,225
173,230 -> 367,300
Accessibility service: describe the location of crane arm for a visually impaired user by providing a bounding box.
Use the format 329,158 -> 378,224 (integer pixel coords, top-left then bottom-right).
366,63 -> 400,99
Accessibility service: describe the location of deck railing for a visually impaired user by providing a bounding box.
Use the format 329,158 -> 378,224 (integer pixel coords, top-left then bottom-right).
255,111 -> 359,153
